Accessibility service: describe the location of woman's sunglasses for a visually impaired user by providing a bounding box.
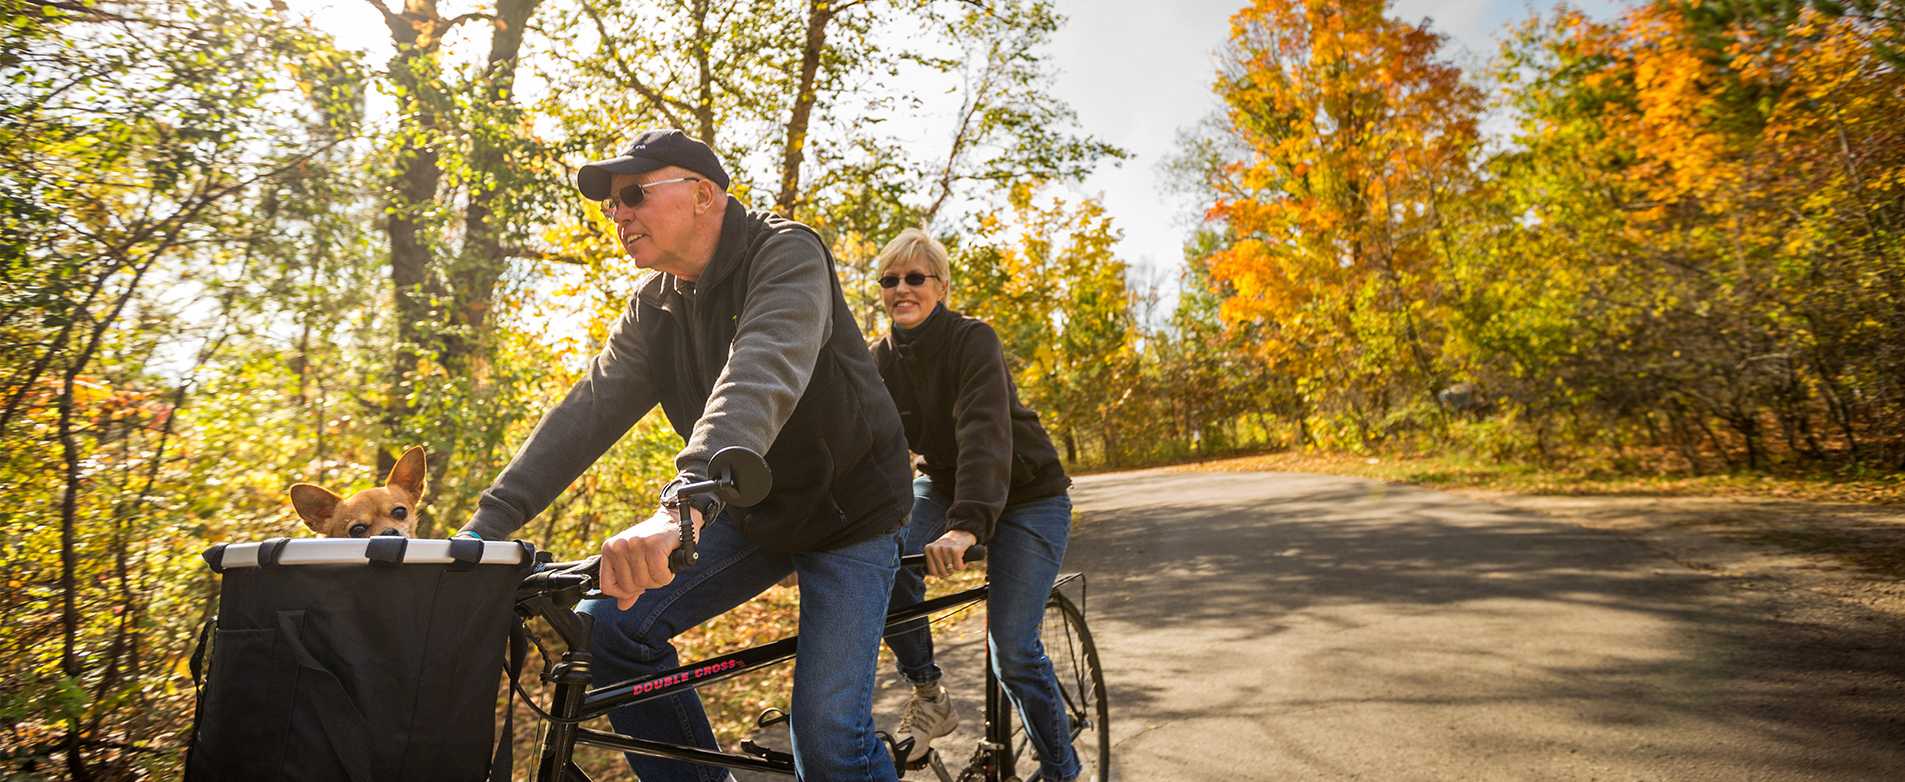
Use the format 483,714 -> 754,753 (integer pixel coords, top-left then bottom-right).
879,272 -> 940,289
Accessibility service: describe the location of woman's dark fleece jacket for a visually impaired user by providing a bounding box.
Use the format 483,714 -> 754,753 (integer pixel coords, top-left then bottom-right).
871,304 -> 1070,543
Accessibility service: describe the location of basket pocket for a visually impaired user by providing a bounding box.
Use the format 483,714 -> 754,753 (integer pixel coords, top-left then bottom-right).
192,622 -> 296,778
277,609 -> 375,782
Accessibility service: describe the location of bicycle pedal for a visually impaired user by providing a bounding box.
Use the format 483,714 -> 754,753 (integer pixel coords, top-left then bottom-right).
875,730 -> 917,769
902,746 -> 937,771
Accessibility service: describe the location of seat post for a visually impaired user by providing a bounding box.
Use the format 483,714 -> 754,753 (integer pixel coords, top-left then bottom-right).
984,633 -> 1013,779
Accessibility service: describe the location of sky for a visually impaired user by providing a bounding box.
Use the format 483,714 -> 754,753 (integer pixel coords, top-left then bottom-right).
287,0 -> 1627,291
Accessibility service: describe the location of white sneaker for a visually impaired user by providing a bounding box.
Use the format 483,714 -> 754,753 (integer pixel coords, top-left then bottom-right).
896,682 -> 959,763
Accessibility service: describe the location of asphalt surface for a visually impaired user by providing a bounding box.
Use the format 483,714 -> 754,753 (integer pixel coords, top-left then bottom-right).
736,469 -> 1905,780
1061,470 -> 1905,780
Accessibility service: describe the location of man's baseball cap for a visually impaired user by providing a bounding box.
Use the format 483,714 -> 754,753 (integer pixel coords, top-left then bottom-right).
576,129 -> 731,200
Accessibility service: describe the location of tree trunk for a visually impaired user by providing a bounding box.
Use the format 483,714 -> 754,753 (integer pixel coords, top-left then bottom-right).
0,263 -> 117,439
453,0 -> 543,360
376,0 -> 450,440
691,0 -> 716,144
425,0 -> 544,538
775,0 -> 833,218
57,361 -> 87,780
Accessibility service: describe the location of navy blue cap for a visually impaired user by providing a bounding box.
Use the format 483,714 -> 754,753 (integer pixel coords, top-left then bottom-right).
577,129 -> 731,200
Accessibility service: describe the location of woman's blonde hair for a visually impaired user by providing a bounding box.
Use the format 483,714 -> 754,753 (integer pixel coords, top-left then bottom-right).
872,227 -> 952,291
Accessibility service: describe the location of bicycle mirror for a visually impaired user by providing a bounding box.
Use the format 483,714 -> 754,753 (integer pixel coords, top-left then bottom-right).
709,446 -> 772,507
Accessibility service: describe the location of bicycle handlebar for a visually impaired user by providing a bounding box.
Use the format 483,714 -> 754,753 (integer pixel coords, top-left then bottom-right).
658,445 -> 775,574
522,545 -> 986,600
899,543 -> 986,571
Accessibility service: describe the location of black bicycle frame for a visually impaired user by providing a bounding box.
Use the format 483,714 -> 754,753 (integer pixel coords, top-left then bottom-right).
523,563 -> 999,780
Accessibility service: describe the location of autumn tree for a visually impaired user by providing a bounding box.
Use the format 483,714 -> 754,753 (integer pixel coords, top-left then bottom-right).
1468,0 -> 1905,468
1198,0 -> 1482,447
953,186 -> 1141,463
0,1 -> 373,774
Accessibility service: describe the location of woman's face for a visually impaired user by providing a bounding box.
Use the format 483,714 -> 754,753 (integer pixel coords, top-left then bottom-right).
880,254 -> 946,330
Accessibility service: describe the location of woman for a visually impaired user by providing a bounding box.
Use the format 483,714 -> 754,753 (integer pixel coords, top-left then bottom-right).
870,228 -> 1078,781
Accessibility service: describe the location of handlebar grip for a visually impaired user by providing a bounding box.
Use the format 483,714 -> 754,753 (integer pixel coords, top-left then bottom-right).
899,543 -> 987,571
565,555 -> 601,577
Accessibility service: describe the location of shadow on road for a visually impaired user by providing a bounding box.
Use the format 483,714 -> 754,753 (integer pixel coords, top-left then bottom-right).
1067,471 -> 1905,779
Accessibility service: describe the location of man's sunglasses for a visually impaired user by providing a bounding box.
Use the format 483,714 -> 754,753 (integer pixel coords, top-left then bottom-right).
879,272 -> 940,289
600,176 -> 701,216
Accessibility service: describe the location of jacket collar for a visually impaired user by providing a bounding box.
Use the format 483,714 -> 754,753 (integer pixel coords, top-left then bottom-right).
638,199 -> 756,311
890,302 -> 953,360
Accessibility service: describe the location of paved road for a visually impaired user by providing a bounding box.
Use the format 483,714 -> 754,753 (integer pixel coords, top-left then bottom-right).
734,469 -> 1904,780
1059,470 -> 1905,780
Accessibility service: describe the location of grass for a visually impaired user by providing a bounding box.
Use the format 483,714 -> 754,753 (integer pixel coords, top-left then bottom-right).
1144,449 -> 1905,601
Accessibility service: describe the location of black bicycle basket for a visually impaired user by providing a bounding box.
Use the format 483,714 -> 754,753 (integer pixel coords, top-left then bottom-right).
185,537 -> 532,782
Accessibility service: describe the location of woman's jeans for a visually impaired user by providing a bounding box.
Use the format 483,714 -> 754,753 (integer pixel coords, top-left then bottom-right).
884,475 -> 1080,781
582,513 -> 901,782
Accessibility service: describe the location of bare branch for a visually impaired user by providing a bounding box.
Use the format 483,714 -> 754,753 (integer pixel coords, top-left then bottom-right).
581,3 -> 696,131
21,0 -> 146,23
505,245 -> 588,265
443,11 -> 498,31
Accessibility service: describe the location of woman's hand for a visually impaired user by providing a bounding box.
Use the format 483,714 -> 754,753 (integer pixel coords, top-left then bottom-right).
924,529 -> 979,578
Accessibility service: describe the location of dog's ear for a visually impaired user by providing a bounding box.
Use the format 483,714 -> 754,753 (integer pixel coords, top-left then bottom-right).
385,446 -> 427,499
289,484 -> 341,532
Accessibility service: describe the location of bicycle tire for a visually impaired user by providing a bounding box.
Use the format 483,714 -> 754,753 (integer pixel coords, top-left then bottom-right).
1004,589 -> 1109,782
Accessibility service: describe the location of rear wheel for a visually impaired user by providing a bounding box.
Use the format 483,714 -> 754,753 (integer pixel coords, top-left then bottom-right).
1004,589 -> 1108,781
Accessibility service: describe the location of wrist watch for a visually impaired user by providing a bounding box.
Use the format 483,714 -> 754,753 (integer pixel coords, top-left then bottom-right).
685,491 -> 719,519
666,476 -> 721,519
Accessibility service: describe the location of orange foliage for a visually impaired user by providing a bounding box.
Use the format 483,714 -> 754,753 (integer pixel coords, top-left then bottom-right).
1202,0 -> 1482,394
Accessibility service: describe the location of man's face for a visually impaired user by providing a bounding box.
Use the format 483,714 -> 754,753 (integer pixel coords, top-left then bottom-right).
605,167 -> 708,278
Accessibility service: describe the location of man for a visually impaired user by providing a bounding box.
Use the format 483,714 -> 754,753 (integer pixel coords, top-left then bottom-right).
459,129 -> 912,781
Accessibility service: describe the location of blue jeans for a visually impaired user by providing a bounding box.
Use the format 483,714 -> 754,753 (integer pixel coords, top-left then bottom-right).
884,475 -> 1080,782
582,513 -> 901,782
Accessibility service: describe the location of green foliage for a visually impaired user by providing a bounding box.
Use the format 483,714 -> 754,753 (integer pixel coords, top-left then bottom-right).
20,0 -> 1896,775
951,186 -> 1138,463
0,0 -> 1136,776
1187,0 -> 1905,472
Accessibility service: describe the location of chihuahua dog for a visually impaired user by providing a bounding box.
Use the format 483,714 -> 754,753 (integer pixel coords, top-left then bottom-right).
289,446 -> 427,538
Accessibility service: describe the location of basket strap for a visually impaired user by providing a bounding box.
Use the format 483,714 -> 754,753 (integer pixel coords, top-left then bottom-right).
181,616 -> 217,777
257,537 -> 291,567
201,543 -> 229,573
447,537 -> 483,572
364,536 -> 407,567
489,617 -> 529,782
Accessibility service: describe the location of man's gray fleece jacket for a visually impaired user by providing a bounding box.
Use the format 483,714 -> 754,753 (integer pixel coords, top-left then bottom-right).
463,199 -> 912,552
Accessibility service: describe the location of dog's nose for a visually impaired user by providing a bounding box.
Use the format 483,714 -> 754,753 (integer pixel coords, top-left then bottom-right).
378,528 -> 404,537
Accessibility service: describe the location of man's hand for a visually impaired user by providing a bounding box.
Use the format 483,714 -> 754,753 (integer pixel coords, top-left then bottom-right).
599,503 -> 705,610
924,529 -> 979,578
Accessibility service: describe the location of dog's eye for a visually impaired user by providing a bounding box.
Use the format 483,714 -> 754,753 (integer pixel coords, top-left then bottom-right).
348,523 -> 369,538
391,506 -> 407,521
